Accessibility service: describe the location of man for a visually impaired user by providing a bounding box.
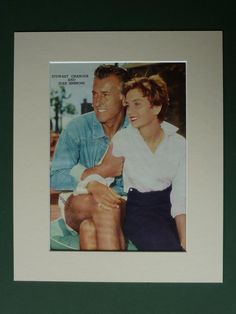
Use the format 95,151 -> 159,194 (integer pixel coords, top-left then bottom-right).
50,64 -> 129,250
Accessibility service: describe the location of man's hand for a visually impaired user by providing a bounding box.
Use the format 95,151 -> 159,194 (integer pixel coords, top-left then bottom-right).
87,181 -> 121,210
81,144 -> 124,180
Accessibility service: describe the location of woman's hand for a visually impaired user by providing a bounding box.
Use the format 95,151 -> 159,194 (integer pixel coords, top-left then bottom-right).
87,181 -> 121,210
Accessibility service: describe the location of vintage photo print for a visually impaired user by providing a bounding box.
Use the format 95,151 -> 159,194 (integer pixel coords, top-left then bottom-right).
49,61 -> 186,252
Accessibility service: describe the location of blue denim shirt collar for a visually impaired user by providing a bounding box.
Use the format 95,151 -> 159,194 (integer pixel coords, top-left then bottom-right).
92,113 -> 129,139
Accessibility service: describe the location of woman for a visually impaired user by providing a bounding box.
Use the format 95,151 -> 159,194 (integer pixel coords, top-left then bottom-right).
79,75 -> 186,251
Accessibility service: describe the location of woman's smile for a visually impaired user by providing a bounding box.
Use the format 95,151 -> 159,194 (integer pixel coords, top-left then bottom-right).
129,115 -> 138,122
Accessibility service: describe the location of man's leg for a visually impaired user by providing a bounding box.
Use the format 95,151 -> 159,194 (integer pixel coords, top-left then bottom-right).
92,205 -> 121,250
80,219 -> 97,250
80,209 -> 125,251
92,198 -> 126,250
64,194 -> 97,233
64,193 -> 124,250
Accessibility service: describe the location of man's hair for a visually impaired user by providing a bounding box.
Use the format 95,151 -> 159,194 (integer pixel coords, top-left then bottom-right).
94,64 -> 128,82
122,75 -> 169,122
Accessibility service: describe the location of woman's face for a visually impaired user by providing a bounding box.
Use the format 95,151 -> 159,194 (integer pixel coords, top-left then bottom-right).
124,88 -> 161,129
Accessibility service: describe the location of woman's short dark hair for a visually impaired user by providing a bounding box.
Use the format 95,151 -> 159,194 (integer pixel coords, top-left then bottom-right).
94,64 -> 128,82
122,75 -> 169,122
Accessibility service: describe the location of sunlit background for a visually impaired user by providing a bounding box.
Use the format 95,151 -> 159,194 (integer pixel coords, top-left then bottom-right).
49,62 -> 186,159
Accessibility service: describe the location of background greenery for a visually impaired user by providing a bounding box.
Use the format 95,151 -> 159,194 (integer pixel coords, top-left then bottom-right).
0,0 -> 235,313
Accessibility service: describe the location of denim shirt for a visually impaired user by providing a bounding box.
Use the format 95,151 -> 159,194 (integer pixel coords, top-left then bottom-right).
50,111 -> 129,193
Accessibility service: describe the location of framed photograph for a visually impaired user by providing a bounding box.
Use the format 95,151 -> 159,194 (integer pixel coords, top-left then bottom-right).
49,61 -> 186,252
14,31 -> 223,282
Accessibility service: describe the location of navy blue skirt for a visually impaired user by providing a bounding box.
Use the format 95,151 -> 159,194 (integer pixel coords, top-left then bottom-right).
123,186 -> 182,251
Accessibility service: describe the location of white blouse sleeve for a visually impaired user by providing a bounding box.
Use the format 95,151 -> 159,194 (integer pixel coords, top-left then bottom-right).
111,130 -> 125,157
170,145 -> 186,218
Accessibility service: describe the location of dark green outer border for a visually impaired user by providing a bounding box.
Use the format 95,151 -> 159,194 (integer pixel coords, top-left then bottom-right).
0,1 -> 235,313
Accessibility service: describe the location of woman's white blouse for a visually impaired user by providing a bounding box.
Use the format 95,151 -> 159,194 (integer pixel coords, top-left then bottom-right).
112,122 -> 186,218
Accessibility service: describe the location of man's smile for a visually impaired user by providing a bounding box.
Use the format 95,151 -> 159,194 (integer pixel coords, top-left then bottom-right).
97,108 -> 107,113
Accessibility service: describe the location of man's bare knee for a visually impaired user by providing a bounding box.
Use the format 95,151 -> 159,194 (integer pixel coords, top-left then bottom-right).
69,194 -> 95,211
65,194 -> 96,221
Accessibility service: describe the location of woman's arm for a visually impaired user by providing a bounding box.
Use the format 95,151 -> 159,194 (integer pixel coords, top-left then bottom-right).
175,214 -> 186,251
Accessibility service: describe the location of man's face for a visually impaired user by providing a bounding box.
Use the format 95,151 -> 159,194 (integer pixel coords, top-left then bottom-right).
92,75 -> 124,124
